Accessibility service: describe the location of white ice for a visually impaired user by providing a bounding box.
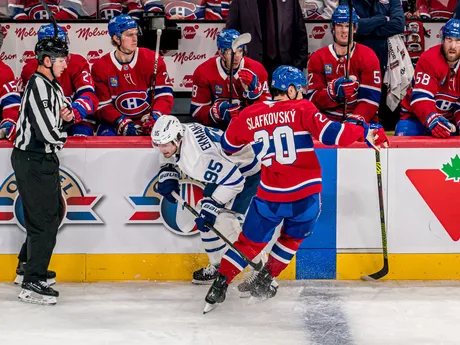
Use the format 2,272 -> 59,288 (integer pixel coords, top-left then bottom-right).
1,280 -> 459,345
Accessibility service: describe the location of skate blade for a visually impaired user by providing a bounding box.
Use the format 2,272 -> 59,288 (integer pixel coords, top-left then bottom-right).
203,302 -> 218,314
192,279 -> 214,285
18,289 -> 57,306
239,291 -> 251,299
14,276 -> 56,286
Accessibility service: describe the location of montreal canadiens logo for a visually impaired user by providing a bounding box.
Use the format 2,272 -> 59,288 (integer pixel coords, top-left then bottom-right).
115,90 -> 150,117
0,167 -> 103,232
126,174 -> 204,236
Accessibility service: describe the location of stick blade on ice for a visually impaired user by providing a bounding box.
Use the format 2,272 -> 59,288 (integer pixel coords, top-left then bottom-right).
232,33 -> 251,52
361,259 -> 389,281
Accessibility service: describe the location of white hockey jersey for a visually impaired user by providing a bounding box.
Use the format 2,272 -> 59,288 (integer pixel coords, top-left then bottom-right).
160,122 -> 260,205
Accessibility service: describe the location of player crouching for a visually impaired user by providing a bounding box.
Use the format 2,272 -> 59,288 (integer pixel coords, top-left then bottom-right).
203,65 -> 390,313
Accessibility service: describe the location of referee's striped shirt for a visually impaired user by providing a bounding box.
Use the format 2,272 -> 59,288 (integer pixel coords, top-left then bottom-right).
15,72 -> 71,153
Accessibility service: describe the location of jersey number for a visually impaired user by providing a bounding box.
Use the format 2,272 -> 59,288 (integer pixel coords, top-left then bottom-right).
415,72 -> 430,86
254,126 -> 297,167
204,159 -> 223,183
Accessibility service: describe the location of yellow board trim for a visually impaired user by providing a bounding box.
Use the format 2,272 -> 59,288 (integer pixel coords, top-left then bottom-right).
0,254 -> 296,282
337,253 -> 460,280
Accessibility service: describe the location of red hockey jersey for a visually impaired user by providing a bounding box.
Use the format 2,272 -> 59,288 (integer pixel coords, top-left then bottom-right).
307,43 -> 382,123
0,61 -> 21,125
222,99 -> 366,203
21,53 -> 99,126
191,56 -> 270,126
8,0 -> 82,19
94,0 -> 144,20
400,45 -> 460,126
417,0 -> 456,20
91,48 -> 174,125
144,0 -> 222,19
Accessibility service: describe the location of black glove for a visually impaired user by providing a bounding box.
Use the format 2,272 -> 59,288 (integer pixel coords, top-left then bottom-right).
156,165 -> 180,203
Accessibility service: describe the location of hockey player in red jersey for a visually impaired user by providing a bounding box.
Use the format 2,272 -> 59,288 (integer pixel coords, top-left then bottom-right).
144,0 -> 222,20
395,18 -> 460,137
307,5 -> 382,124
191,29 -> 270,130
415,0 -> 457,20
202,66 -> 389,312
92,14 -> 174,136
0,26 -> 21,142
21,24 -> 98,136
8,0 -> 83,19
96,0 -> 144,20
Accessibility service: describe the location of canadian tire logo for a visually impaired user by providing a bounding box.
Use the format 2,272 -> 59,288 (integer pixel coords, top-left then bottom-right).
180,75 -> 193,88
183,25 -> 198,39
87,49 -> 103,63
406,155 -> 460,241
310,25 -> 327,39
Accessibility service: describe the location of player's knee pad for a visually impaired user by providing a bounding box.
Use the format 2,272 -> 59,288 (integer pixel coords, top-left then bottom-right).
395,119 -> 429,136
96,124 -> 117,136
68,123 -> 94,137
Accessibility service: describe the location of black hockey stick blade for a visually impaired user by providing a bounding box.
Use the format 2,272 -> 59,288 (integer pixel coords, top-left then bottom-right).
232,33 -> 251,52
361,258 -> 389,281
171,191 -> 263,271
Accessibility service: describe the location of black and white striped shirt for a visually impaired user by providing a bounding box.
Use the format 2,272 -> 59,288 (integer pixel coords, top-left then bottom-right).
15,72 -> 72,153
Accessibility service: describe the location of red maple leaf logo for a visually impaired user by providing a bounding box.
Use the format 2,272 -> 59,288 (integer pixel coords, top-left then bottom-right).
406,167 -> 460,241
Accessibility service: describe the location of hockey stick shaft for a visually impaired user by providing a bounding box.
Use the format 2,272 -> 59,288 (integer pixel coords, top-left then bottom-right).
228,50 -> 235,104
171,191 -> 263,271
150,29 -> 162,121
343,0 -> 353,118
362,150 -> 389,280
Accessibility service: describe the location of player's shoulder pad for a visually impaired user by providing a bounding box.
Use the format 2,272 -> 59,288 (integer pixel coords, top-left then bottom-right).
0,61 -> 16,84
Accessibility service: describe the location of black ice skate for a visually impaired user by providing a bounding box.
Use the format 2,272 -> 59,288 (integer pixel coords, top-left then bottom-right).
203,273 -> 228,314
249,267 -> 278,300
18,281 -> 59,305
192,263 -> 219,285
238,269 -> 279,298
14,262 -> 56,286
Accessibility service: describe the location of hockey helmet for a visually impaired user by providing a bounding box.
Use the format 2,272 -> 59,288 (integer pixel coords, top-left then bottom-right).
331,5 -> 359,25
151,115 -> 184,147
271,65 -> 307,92
442,19 -> 460,40
35,37 -> 69,65
217,29 -> 242,51
38,23 -> 68,43
108,14 -> 138,39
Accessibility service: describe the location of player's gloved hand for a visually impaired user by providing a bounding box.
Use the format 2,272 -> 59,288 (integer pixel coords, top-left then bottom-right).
210,100 -> 240,123
327,77 -> 359,102
0,119 -> 16,141
425,112 -> 453,138
141,111 -> 162,135
238,68 -> 262,100
195,198 -> 223,232
115,115 -> 141,136
343,114 -> 366,124
156,164 -> 180,203
361,122 -> 390,150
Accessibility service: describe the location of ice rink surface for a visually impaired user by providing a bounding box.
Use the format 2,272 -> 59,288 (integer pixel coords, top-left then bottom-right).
1,280 -> 459,345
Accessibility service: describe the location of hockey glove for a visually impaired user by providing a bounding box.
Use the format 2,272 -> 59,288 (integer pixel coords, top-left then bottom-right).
327,77 -> 359,102
115,116 -> 141,136
343,114 -> 366,124
362,122 -> 390,150
156,165 -> 180,203
195,198 -> 223,233
425,113 -> 453,139
210,101 -> 240,123
140,111 -> 162,136
238,68 -> 262,100
0,119 -> 16,141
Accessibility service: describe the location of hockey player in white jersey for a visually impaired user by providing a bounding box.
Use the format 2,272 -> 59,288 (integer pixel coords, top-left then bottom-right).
151,115 -> 260,284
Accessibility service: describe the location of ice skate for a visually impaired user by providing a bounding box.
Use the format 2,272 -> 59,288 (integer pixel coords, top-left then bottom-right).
14,262 -> 56,286
203,273 -> 228,314
192,263 -> 219,285
18,281 -> 59,305
238,269 -> 279,298
249,267 -> 278,301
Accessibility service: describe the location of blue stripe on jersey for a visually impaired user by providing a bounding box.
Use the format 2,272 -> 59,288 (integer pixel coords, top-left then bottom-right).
321,122 -> 343,146
272,243 -> 295,262
204,127 -> 223,143
305,90 -> 316,101
358,86 -> 381,103
411,90 -> 434,102
1,94 -> 21,108
221,131 -> 244,153
264,133 -> 313,155
239,156 -> 259,174
224,175 -> 244,187
225,248 -> 248,269
154,86 -> 173,97
259,179 -> 321,194
219,165 -> 239,185
75,87 -> 95,99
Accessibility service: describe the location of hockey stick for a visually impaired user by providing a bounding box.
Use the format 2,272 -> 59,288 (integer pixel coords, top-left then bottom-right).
228,33 -> 251,104
361,149 -> 389,281
145,28 -> 163,122
40,0 -> 59,38
171,191 -> 263,271
342,0 -> 354,118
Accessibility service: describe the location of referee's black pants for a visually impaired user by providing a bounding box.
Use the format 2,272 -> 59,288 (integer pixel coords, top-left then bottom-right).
11,148 -> 63,283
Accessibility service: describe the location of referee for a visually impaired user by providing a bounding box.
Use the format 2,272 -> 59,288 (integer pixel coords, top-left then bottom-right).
12,31 -> 74,305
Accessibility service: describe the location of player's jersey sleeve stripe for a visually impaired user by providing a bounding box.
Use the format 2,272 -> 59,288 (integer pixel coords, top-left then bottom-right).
412,88 -> 434,98
219,165 -> 239,185
305,90 -> 317,100
221,131 -> 244,153
318,121 -> 344,146
358,85 -> 381,104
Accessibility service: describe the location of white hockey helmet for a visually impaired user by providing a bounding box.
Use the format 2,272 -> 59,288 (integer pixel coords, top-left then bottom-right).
151,115 -> 184,147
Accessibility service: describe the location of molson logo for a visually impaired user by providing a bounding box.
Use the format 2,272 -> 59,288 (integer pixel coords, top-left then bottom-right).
16,27 -> 38,40
172,51 -> 206,65
76,27 -> 108,41
1,24 -> 10,39
204,27 -> 219,40
87,49 -> 104,63
180,75 -> 193,88
310,25 -> 327,39
20,51 -> 36,64
126,173 -> 204,236
0,167 -> 103,231
183,25 -> 198,39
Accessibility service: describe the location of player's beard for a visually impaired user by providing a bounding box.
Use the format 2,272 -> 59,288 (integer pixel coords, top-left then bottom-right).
442,46 -> 460,64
